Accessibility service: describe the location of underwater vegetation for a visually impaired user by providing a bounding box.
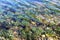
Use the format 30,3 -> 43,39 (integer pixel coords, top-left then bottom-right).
0,0 -> 60,40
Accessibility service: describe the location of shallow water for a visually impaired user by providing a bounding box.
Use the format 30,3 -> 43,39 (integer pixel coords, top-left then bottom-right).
0,0 -> 60,40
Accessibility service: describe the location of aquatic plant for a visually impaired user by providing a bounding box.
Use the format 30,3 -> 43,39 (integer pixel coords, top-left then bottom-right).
0,0 -> 60,40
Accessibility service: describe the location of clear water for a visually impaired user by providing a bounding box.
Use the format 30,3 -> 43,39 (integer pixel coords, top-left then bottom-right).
0,0 -> 60,40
